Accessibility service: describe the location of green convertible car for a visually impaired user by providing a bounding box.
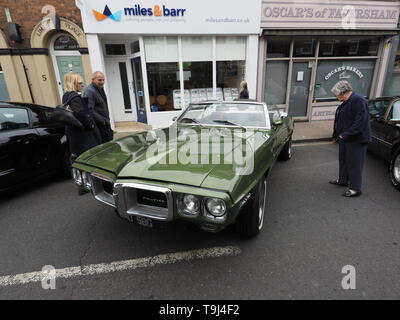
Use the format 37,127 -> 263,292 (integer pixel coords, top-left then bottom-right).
71,101 -> 294,237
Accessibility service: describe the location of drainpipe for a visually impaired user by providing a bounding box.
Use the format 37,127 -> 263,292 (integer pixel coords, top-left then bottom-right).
19,55 -> 35,104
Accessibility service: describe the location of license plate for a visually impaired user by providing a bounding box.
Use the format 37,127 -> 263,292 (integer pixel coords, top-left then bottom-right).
136,216 -> 153,228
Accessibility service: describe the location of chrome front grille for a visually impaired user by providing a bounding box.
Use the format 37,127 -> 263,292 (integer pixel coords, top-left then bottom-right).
91,174 -> 116,208
114,183 -> 173,221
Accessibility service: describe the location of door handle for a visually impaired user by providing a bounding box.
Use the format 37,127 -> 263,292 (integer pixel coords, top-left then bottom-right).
17,137 -> 35,144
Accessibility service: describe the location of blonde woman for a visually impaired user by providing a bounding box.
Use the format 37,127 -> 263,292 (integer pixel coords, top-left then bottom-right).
239,81 -> 249,99
62,72 -> 101,159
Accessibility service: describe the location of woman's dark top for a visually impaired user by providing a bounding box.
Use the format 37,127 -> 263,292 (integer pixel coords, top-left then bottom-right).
240,89 -> 249,99
333,92 -> 371,144
62,91 -> 101,155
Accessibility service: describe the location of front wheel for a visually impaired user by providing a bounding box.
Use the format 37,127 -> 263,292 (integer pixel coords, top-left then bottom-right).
60,147 -> 72,178
235,176 -> 268,237
389,148 -> 400,191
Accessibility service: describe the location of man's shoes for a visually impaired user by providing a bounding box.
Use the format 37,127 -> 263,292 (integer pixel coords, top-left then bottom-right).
329,179 -> 348,186
342,189 -> 362,197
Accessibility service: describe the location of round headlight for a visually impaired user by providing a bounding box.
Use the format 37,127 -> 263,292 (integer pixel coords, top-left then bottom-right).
179,194 -> 200,216
206,198 -> 227,217
82,172 -> 92,190
72,168 -> 82,185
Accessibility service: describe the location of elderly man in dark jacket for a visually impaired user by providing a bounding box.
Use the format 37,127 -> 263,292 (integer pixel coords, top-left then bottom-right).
83,71 -> 113,143
330,80 -> 371,197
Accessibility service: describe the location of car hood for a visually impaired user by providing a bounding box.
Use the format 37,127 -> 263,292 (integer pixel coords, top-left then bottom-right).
77,125 -> 269,189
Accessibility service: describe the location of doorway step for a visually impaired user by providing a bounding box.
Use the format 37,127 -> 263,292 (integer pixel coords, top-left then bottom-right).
292,120 -> 333,143
114,121 -> 152,138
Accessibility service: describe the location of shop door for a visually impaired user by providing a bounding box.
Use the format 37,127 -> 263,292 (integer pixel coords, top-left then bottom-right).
289,62 -> 314,119
106,59 -> 136,122
55,56 -> 85,97
131,57 -> 147,124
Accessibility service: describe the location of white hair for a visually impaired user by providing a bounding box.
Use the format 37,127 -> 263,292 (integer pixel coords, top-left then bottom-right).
92,71 -> 104,79
331,80 -> 353,96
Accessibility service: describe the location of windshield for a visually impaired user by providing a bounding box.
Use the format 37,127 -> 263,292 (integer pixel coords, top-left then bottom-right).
177,103 -> 268,128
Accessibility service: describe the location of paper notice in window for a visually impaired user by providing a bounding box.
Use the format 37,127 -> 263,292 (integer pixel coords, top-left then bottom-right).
297,72 -> 304,82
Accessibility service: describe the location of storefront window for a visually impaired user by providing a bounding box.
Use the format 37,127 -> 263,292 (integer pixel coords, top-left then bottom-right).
0,65 -> 10,101
182,62 -> 213,108
266,37 -> 291,58
181,37 -> 213,107
144,36 -> 179,63
265,61 -> 288,105
217,61 -> 245,101
319,37 -> 379,57
147,63 -> 180,112
216,37 -> 246,101
293,38 -> 316,57
144,36 -> 247,111
314,60 -> 376,101
182,36 -> 212,62
216,37 -> 246,61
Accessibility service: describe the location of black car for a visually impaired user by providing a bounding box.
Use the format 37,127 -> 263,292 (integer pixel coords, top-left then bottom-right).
0,101 -> 70,194
368,96 -> 400,191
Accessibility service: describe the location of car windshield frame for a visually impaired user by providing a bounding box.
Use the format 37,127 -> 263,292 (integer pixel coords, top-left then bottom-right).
176,102 -> 271,130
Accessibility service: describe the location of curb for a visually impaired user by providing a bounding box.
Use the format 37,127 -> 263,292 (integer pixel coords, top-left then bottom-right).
293,137 -> 332,144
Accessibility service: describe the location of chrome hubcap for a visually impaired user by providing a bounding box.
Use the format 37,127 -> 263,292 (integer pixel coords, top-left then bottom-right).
258,179 -> 267,230
288,141 -> 292,158
394,154 -> 400,182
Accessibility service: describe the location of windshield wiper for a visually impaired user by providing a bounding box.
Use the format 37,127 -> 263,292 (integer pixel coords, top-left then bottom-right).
180,117 -> 200,123
179,117 -> 205,127
213,120 -> 247,131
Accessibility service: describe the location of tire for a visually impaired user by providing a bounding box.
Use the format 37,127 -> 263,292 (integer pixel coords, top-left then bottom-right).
59,147 -> 72,178
389,148 -> 400,191
278,138 -> 292,161
235,176 -> 268,237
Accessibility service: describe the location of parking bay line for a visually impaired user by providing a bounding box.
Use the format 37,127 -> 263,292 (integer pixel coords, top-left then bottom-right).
0,246 -> 241,287
293,141 -> 333,147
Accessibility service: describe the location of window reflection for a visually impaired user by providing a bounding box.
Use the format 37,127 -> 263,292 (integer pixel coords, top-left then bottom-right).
147,63 -> 180,112
267,37 -> 291,58
319,37 -> 379,57
293,38 -> 316,57
182,61 -> 213,109
315,60 -> 376,101
265,61 -> 289,105
217,61 -> 245,101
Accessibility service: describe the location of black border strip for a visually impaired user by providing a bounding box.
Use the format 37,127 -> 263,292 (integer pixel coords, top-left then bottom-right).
0,48 -> 90,56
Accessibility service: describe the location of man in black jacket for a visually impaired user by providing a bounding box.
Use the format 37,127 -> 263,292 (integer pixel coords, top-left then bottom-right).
330,80 -> 371,197
83,71 -> 113,143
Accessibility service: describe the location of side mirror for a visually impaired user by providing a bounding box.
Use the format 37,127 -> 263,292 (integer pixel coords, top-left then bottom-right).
1,121 -> 19,131
172,116 -> 178,122
370,114 -> 383,122
272,119 -> 283,126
